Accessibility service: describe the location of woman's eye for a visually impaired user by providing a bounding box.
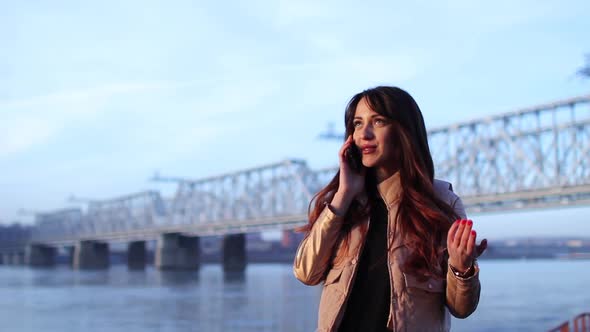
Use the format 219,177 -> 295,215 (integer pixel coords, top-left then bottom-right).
353,121 -> 362,128
375,118 -> 385,125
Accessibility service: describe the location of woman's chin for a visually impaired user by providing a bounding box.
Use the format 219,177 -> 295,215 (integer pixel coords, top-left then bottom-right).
361,160 -> 376,168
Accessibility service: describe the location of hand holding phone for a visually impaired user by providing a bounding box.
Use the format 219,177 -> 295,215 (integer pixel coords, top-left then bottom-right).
345,144 -> 362,173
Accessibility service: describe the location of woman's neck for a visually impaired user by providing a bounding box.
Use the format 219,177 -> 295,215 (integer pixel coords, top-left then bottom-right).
375,166 -> 399,183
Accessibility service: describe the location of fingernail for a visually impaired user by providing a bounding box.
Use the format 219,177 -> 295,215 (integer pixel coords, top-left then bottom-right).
455,219 -> 461,224
471,230 -> 476,236
467,220 -> 473,226
461,220 -> 466,225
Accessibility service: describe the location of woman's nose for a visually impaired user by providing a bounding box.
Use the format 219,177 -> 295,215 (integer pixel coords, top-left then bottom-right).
360,124 -> 374,140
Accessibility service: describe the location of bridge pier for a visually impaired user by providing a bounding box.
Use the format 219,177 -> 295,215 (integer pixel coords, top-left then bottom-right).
155,233 -> 200,270
66,246 -> 75,267
223,233 -> 246,273
127,241 -> 146,270
73,241 -> 109,269
12,252 -> 25,265
26,244 -> 56,267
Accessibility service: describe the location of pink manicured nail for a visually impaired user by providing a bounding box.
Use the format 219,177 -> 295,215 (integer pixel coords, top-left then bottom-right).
461,220 -> 467,225
467,220 -> 473,226
471,230 -> 476,236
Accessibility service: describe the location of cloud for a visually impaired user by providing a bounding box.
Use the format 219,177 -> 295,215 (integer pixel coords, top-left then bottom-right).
0,81 -> 176,156
0,116 -> 58,157
0,81 -> 173,111
273,0 -> 332,27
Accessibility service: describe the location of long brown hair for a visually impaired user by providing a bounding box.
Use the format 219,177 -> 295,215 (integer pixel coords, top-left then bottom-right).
299,86 -> 459,278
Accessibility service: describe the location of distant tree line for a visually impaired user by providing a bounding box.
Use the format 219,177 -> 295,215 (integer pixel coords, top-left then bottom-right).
0,223 -> 32,250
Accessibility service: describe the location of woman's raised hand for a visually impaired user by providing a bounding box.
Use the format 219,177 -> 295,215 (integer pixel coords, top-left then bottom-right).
447,219 -> 488,273
329,135 -> 366,217
337,135 -> 365,197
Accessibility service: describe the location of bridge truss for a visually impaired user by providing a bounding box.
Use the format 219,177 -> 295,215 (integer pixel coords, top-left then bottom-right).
429,95 -> 590,212
28,95 -> 590,245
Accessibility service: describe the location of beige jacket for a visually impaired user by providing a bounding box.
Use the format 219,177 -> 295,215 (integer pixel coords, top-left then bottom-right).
293,172 -> 481,332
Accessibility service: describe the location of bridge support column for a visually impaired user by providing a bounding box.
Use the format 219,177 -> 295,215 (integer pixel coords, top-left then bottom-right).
155,233 -> 200,270
73,241 -> 109,269
25,245 -> 56,267
12,252 -> 25,265
127,241 -> 146,270
223,233 -> 246,273
65,246 -> 75,267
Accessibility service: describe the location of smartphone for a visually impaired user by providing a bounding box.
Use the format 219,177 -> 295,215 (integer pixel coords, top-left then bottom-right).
345,144 -> 362,173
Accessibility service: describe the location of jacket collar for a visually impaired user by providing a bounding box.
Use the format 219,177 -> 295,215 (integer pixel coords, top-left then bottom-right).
376,171 -> 402,208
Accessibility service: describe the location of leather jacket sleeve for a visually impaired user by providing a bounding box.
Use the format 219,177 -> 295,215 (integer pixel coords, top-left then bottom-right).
293,204 -> 343,286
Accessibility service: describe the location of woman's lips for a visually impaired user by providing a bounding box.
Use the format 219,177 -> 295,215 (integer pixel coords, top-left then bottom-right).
361,145 -> 377,154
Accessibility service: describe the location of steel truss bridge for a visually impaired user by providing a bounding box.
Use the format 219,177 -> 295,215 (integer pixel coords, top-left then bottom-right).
26,94 -> 590,246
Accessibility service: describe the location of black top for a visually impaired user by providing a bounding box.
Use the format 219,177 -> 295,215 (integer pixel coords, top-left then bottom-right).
338,198 -> 391,332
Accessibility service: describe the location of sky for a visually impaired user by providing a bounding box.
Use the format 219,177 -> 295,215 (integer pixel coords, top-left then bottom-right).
1,0 -> 589,240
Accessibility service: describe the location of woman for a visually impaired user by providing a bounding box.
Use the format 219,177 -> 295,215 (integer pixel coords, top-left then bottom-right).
293,86 -> 487,332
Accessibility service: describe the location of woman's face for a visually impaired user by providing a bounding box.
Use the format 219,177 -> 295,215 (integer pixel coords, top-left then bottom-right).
352,97 -> 398,175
